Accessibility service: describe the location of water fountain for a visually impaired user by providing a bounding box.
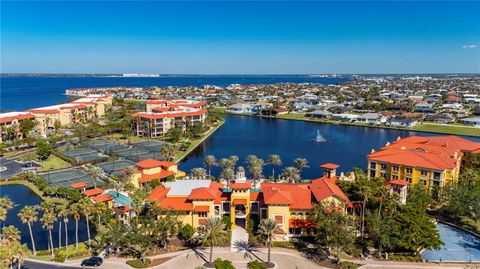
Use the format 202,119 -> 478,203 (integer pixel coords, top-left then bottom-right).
313,130 -> 326,143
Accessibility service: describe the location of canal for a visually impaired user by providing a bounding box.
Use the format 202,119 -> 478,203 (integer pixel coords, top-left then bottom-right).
180,115 -> 480,179
0,184 -> 93,250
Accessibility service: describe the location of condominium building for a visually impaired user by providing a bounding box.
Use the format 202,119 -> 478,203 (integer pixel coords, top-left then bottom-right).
0,112 -> 36,142
27,94 -> 113,136
132,100 -> 207,138
128,159 -> 180,188
367,135 -> 480,189
147,164 -> 350,241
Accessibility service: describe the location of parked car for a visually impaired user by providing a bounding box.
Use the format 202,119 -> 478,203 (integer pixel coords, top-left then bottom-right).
81,257 -> 103,267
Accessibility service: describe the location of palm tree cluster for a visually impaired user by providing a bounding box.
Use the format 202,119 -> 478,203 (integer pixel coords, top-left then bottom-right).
193,154 -> 310,184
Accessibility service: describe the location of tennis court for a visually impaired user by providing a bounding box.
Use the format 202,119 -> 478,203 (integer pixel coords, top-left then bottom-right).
132,141 -> 165,152
38,168 -> 107,188
82,140 -> 129,153
112,147 -> 150,158
96,160 -> 136,177
60,147 -> 108,163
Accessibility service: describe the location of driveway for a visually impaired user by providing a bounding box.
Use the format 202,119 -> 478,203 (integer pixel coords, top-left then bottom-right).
0,157 -> 33,179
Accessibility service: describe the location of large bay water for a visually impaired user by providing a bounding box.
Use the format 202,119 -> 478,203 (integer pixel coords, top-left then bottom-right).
0,75 -> 348,111
179,115 -> 480,179
0,184 -> 93,250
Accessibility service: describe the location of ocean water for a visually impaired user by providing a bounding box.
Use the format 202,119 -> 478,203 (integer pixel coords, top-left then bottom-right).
0,75 -> 348,111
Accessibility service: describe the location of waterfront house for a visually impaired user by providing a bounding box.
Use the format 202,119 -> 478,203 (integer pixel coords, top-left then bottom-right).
148,164 -> 350,241
331,113 -> 359,122
261,107 -> 288,116
306,110 -> 332,119
367,135 -> 480,190
225,103 -> 259,115
356,113 -> 387,125
459,117 -> 480,127
128,159 -> 179,188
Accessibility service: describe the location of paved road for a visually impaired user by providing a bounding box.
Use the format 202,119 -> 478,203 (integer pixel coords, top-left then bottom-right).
0,157 -> 29,178
24,259 -> 82,269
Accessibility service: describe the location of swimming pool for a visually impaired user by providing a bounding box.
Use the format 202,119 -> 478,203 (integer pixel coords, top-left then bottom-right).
421,222 -> 480,262
108,191 -> 132,207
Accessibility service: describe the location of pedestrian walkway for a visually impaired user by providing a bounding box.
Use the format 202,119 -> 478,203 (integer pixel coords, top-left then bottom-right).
231,226 -> 249,252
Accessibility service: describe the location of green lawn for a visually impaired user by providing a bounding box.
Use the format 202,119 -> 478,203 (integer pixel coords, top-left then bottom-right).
277,113 -> 306,120
410,123 -> 480,137
39,155 -> 72,172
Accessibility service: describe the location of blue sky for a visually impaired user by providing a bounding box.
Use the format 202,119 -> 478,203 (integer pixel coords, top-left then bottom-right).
1,1 -> 479,74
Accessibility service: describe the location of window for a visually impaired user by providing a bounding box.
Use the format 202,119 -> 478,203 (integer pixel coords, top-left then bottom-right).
214,205 -> 220,216
380,172 -> 386,179
261,208 -> 268,219
250,202 -> 259,214
381,164 -> 387,170
198,212 -> 208,218
392,175 -> 399,180
222,202 -> 230,213
406,177 -> 412,184
421,170 -> 428,176
434,172 -> 441,180
406,168 -> 413,174
274,214 -> 284,225
289,228 -> 302,236
370,162 -> 376,169
370,170 -> 376,178
393,166 -> 399,172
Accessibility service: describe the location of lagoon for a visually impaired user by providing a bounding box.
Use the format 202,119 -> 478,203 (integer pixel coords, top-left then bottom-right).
179,115 -> 480,179
0,184 -> 93,250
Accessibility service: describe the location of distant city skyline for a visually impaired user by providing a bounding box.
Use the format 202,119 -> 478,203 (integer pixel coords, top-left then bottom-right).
1,1 -> 479,74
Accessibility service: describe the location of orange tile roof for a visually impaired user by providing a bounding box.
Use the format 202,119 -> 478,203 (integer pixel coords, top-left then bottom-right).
198,219 -> 207,225
188,187 -> 218,200
309,178 -> 349,203
147,100 -> 168,105
0,113 -> 35,124
193,206 -> 210,212
132,109 -> 207,119
136,159 -> 164,169
92,194 -> 113,203
262,183 -> 313,209
390,179 -> 409,186
152,107 -> 171,112
148,186 -> 193,211
137,170 -> 174,183
321,163 -> 339,169
27,109 -> 59,114
233,199 -> 247,205
70,182 -> 88,189
83,188 -> 103,197
229,181 -> 252,189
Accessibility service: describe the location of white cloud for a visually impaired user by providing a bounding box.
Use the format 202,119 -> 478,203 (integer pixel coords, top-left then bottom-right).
462,44 -> 478,49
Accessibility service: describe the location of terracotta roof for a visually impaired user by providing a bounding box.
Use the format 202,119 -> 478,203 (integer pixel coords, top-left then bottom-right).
27,109 -> 59,114
0,113 -> 35,124
137,170 -> 174,183
152,107 -> 171,112
132,109 -> 207,119
83,188 -> 103,197
232,199 -> 247,205
193,206 -> 210,212
198,219 -> 208,225
147,100 -> 168,105
148,186 -> 193,211
309,178 -> 349,203
262,183 -> 312,209
320,163 -> 340,169
92,194 -> 113,203
229,181 -> 252,189
390,179 -> 409,186
136,159 -> 164,169
188,187 -> 218,200
70,182 -> 88,189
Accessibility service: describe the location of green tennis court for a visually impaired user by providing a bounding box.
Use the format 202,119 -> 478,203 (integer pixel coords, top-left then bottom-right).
96,160 -> 136,176
132,141 -> 165,152
38,168 -> 107,188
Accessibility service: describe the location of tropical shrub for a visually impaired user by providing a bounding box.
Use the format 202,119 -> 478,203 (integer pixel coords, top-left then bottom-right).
214,258 -> 235,269
338,261 -> 358,269
247,260 -> 266,269
180,224 -> 195,240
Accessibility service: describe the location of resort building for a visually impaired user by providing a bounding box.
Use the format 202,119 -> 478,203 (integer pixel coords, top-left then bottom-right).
132,99 -> 207,138
367,135 -> 480,189
128,159 -> 180,188
147,164 -> 350,241
0,112 -> 36,142
26,94 -> 113,136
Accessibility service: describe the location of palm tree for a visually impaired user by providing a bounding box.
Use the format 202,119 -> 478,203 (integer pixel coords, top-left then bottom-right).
204,155 -> 217,179
55,205 -> 67,250
280,167 -> 300,183
249,158 -> 264,189
160,143 -> 178,161
40,201 -> 55,215
2,225 -> 20,246
259,218 -> 280,265
191,167 -> 207,180
18,206 -> 38,256
0,197 -> 13,246
219,158 -> 234,185
70,204 -> 81,253
94,202 -> 108,226
58,207 -> 70,257
13,242 -> 30,268
293,158 -> 309,177
229,155 -> 239,170
267,154 -> 282,182
202,217 -> 228,265
78,198 -> 94,250
245,154 -> 258,168
88,166 -> 103,188
40,211 -> 57,256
